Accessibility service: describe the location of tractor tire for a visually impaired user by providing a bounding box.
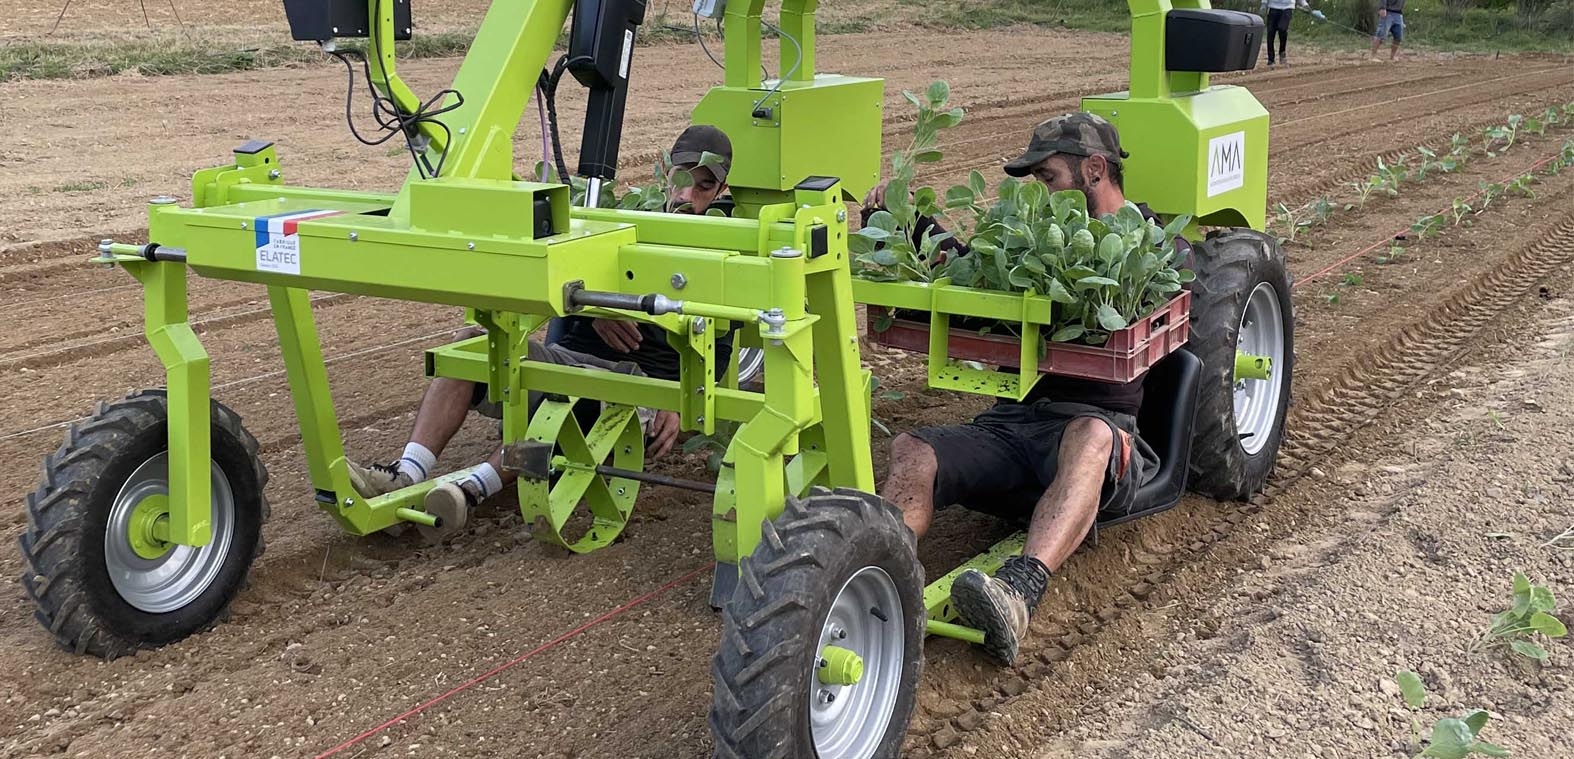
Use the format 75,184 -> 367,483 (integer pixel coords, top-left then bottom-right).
710,487 -> 924,759
1184,229 -> 1295,501
19,390 -> 269,659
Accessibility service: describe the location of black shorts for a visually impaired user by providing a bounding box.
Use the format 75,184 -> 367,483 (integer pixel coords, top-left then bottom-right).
909,400 -> 1159,524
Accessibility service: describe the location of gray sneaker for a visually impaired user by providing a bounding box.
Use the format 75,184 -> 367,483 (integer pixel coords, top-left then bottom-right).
950,569 -> 1032,665
416,482 -> 477,544
347,459 -> 414,498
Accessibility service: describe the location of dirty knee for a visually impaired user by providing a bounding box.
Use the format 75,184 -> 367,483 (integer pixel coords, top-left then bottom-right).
891,433 -> 937,470
1063,417 -> 1115,458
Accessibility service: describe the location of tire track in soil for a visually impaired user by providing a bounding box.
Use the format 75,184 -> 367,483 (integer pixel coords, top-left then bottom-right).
904,196 -> 1574,756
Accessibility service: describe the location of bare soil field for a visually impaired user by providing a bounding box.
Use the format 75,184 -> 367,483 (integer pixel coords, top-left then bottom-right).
1,24 -> 1573,759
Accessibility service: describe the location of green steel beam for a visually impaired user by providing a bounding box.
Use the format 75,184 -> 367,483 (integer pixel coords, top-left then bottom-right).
924,532 -> 1026,623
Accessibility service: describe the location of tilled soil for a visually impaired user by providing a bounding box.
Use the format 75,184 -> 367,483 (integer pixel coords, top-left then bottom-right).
2,26 -> 1574,759
960,278 -> 1574,759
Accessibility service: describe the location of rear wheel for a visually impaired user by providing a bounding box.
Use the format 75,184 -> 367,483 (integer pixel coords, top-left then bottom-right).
19,390 -> 268,658
710,487 -> 923,759
1184,229 -> 1295,500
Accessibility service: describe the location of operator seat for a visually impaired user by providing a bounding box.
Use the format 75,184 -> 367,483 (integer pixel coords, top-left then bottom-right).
1097,348 -> 1203,527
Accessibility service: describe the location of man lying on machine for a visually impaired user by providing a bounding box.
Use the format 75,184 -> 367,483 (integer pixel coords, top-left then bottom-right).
347,125 -> 739,542
866,113 -> 1192,665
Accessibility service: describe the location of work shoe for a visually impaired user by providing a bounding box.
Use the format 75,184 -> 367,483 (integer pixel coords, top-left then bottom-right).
347,459 -> 414,498
416,482 -> 479,544
950,555 -> 1050,666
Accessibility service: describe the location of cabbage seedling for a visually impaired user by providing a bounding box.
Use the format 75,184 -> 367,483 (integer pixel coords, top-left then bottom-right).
1469,571 -> 1568,662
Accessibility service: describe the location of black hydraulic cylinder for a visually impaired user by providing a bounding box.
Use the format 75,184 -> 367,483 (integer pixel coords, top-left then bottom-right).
567,0 -> 647,181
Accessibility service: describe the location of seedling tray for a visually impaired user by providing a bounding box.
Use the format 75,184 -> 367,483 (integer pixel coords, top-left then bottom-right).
853,278 -> 1189,398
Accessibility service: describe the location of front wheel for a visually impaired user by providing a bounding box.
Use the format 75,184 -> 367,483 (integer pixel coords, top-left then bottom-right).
18,390 -> 268,659
709,487 -> 924,759
1184,229 -> 1295,500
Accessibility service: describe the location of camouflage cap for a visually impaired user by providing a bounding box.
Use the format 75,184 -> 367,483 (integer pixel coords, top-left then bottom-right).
1002,112 -> 1129,177
670,125 -> 732,184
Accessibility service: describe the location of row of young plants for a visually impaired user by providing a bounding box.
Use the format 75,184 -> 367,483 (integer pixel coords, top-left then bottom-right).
849,81 -> 1195,347
1391,572 -> 1567,757
1275,101 -> 1574,243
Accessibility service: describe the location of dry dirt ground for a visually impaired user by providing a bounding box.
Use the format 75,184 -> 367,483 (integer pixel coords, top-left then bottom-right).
2,22 -> 1574,759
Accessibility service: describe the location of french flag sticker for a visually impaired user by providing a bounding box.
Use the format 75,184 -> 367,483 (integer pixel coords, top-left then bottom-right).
254,209 -> 342,275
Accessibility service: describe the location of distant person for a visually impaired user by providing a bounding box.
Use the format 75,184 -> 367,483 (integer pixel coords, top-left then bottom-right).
1259,0 -> 1318,67
1371,0 -> 1404,61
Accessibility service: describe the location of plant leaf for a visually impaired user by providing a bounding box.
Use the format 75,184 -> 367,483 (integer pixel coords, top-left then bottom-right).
926,80 -> 950,106
1423,718 -> 1476,758
1530,586 -> 1555,614
1096,304 -> 1127,331
1510,640 -> 1548,661
1046,278 -> 1075,304
1397,671 -> 1426,709
914,150 -> 944,163
1007,266 -> 1036,289
1473,741 -> 1511,757
1077,276 -> 1121,289
1530,611 -> 1567,637
1050,324 -> 1085,342
968,169 -> 987,198
1462,710 -> 1491,736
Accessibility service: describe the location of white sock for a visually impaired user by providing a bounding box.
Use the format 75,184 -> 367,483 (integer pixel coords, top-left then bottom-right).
461,463 -> 505,500
397,442 -> 437,483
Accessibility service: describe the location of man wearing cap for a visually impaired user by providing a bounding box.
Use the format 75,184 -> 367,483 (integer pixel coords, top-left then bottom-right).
867,113 -> 1184,666
345,125 -> 740,542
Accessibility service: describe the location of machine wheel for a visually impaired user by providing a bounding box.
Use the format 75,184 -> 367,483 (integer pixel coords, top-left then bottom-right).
710,487 -> 923,759
1184,229 -> 1295,500
18,390 -> 268,659
736,346 -> 766,388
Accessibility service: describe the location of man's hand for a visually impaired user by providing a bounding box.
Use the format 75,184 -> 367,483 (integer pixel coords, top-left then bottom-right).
862,180 -> 892,210
648,410 -> 680,458
1378,7 -> 1387,16
592,319 -> 643,353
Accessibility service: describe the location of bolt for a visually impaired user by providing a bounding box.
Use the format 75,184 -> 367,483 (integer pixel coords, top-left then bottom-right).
150,195 -> 177,205
818,690 -> 836,705
503,387 -> 510,395
268,170 -> 281,180
349,232 -> 359,241
697,416 -> 706,425
241,222 -> 248,229
691,318 -> 707,336
345,498 -> 355,507
617,487 -> 626,496
502,359 -> 510,367
836,209 -> 847,223
670,273 -> 688,290
459,127 -> 467,135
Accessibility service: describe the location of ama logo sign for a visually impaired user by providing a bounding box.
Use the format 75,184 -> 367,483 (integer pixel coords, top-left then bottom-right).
1207,131 -> 1246,198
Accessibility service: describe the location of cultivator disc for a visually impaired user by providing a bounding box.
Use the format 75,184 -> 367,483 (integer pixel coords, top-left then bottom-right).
516,399 -> 644,552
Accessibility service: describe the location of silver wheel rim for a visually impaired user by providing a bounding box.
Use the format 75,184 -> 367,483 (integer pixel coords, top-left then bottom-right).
809,566 -> 904,759
104,452 -> 237,613
1233,281 -> 1287,456
737,347 -> 766,385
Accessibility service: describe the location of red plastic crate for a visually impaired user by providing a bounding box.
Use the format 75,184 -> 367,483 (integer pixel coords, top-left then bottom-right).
868,290 -> 1190,384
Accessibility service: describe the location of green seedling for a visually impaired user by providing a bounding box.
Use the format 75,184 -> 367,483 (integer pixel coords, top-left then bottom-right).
1376,155 -> 1407,193
1483,126 -> 1511,156
1449,132 -> 1472,160
1450,198 -> 1473,226
681,418 -> 741,473
1504,115 -> 1523,149
1377,243 -> 1406,265
1506,174 -> 1536,199
1420,710 -> 1510,758
1351,176 -> 1384,208
1274,202 -> 1303,241
1524,116 -> 1547,137
1396,670 -> 1426,744
1411,214 -> 1445,240
1308,196 -> 1336,225
1325,292 -> 1340,305
1477,181 -> 1506,211
1414,147 -> 1444,181
1469,571 -> 1568,662
1545,106 -> 1562,127
1341,272 -> 1363,287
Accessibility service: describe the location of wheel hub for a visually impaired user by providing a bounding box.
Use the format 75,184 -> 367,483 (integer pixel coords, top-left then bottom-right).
1232,282 -> 1287,456
809,566 -> 904,759
104,452 -> 237,614
126,494 -> 172,560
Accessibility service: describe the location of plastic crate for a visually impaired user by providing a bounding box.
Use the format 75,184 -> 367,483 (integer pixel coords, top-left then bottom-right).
869,290 -> 1190,384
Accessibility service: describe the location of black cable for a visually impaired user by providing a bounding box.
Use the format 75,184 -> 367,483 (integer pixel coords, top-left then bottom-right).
537,54 -> 594,184
361,0 -> 465,178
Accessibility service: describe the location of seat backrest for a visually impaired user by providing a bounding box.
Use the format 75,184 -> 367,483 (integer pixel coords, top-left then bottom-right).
1136,349 -> 1204,466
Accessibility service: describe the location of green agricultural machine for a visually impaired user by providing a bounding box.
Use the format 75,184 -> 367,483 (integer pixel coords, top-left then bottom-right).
19,0 -> 1291,755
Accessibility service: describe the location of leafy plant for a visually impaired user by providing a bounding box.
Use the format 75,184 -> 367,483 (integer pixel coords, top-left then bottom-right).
1483,126 -> 1512,156
1325,292 -> 1340,305
1396,670 -> 1426,744
1307,196 -> 1336,225
1469,571 -> 1568,662
1378,243 -> 1407,265
1376,155 -> 1407,194
1504,114 -> 1523,150
1449,132 -> 1472,161
1411,214 -> 1446,239
1478,181 -> 1506,211
1506,173 -> 1537,199
1546,106 -> 1563,127
1451,198 -> 1474,226
854,81 -> 1194,347
1351,176 -> 1385,208
682,419 -> 740,473
1342,272 -> 1364,287
1274,202 -> 1307,242
1420,710 -> 1509,758
1524,115 -> 1547,137
850,80 -> 965,284
1415,147 -> 1441,181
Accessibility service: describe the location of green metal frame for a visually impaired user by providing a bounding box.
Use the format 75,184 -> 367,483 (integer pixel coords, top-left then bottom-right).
96,0 -> 1276,650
